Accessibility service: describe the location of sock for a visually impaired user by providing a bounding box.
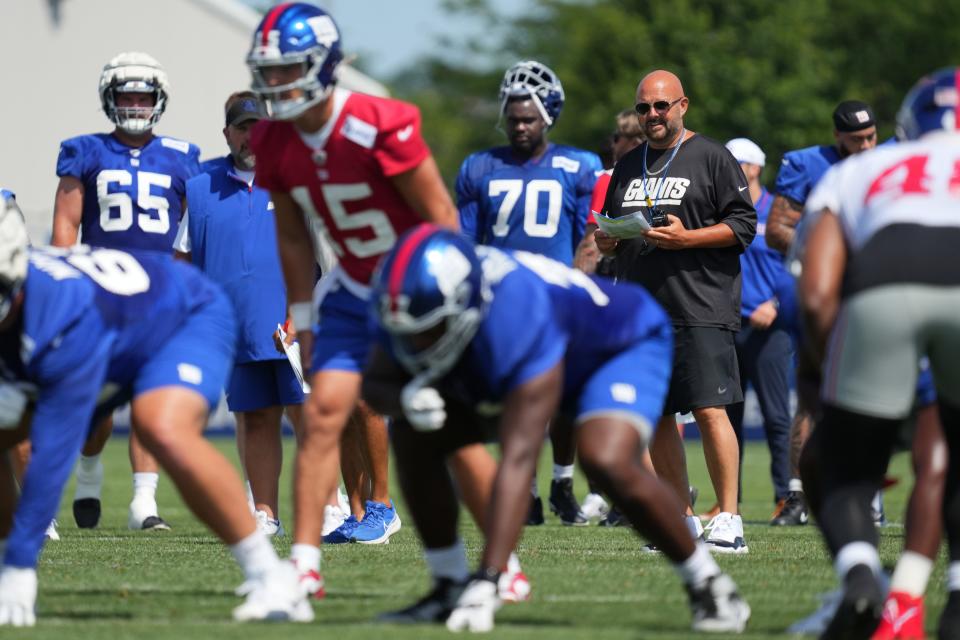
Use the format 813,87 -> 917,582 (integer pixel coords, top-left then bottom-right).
675,542 -> 721,589
947,562 -> 960,592
506,552 -> 521,574
890,550 -> 933,597
552,464 -> 574,481
788,478 -> 803,493
835,542 -> 882,581
424,540 -> 469,582
132,472 -> 159,502
74,455 -> 103,500
230,531 -> 280,582
290,543 -> 321,573
530,476 -> 539,499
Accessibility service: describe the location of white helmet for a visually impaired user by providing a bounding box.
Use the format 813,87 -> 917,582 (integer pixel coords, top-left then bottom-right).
99,52 -> 169,134
499,60 -> 565,128
0,195 -> 28,322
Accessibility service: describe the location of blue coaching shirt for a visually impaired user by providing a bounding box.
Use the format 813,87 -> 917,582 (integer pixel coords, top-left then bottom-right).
56,133 -> 200,252
456,144 -> 602,264
0,247 -> 225,568
740,188 -> 791,316
181,156 -> 287,363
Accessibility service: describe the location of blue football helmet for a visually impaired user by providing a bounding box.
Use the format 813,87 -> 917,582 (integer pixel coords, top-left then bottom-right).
499,60 -> 565,128
246,3 -> 344,120
372,226 -> 488,378
896,67 -> 960,140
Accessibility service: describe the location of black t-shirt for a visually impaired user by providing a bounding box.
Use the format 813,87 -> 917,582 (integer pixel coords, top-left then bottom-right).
603,134 -> 756,330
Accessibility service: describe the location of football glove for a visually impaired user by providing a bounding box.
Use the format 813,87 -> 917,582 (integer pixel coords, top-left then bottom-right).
400,377 -> 446,432
0,566 -> 37,627
446,573 -> 501,633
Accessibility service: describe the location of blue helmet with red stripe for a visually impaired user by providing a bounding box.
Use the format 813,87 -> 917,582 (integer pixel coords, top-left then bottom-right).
896,67 -> 960,140
247,3 -> 344,120
371,225 -> 488,377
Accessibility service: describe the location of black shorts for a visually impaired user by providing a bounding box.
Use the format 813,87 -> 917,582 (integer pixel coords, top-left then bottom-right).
664,326 -> 742,415
389,395 -> 499,459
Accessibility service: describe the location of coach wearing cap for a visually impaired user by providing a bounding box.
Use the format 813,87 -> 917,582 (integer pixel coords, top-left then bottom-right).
723,138 -> 794,521
174,91 -> 304,537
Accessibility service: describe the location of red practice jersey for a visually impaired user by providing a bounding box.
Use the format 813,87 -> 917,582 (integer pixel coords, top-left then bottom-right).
251,88 -> 430,284
587,169 -> 612,226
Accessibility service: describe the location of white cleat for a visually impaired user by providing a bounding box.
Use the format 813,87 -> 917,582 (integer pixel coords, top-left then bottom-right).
255,510 -> 284,537
128,499 -> 170,531
233,561 -> 314,623
687,573 -> 751,633
0,566 -> 37,627
497,569 -> 531,603
446,578 -> 501,633
44,519 -> 60,542
580,492 -> 610,521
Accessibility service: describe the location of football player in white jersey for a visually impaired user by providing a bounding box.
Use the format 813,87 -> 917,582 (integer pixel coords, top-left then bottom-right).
799,67 -> 960,640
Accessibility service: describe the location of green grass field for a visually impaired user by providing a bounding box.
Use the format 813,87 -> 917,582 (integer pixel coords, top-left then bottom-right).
22,435 -> 950,639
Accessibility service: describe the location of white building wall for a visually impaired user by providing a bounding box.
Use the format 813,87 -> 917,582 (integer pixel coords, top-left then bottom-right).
0,0 -> 386,241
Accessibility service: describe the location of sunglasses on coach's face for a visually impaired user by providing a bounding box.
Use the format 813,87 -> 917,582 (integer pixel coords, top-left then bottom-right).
635,97 -> 684,116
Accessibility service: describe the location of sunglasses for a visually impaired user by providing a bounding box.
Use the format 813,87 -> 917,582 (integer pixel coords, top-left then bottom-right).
635,97 -> 684,116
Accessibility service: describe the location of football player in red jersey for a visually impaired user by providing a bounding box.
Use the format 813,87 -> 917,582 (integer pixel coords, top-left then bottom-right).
246,4 -> 526,603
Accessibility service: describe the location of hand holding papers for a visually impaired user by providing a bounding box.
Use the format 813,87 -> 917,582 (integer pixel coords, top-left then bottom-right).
592,209 -> 652,239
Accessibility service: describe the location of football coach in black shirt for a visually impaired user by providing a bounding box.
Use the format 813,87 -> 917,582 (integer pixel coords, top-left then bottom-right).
596,70 -> 756,554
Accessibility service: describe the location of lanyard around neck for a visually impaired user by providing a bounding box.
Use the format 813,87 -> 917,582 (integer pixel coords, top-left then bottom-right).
641,129 -> 686,208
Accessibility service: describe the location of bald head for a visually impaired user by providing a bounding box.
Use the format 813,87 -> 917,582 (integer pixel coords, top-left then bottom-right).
638,70 -> 684,99
635,69 -> 688,148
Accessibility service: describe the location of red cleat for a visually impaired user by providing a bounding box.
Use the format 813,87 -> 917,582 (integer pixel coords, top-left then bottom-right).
871,591 -> 925,640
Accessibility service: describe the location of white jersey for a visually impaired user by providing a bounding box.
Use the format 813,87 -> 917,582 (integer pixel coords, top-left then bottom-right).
805,132 -> 960,295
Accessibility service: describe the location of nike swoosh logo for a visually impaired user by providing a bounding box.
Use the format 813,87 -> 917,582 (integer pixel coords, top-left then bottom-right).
738,186 -> 748,192
397,125 -> 414,142
718,386 -> 727,394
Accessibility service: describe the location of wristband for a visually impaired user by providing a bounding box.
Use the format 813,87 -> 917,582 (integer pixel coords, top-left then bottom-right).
289,302 -> 314,333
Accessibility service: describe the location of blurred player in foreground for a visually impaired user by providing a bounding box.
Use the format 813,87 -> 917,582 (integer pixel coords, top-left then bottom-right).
0,202 -> 309,626
798,68 -> 960,640
364,226 -> 751,633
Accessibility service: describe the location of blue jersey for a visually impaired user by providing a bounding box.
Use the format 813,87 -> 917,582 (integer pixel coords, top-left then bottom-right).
184,155 -> 286,363
56,133 -> 200,252
0,247 -> 227,568
774,144 -> 841,205
381,249 -> 670,415
456,144 -> 601,265
740,188 -> 791,316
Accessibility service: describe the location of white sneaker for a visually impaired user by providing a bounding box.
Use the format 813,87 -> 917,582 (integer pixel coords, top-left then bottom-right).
322,504 -> 347,537
232,561 -> 314,622
580,493 -> 610,521
686,573 -> 751,633
705,513 -> 748,554
786,589 -> 841,635
446,577 -> 501,633
44,520 -> 60,542
0,566 -> 37,627
255,510 -> 284,537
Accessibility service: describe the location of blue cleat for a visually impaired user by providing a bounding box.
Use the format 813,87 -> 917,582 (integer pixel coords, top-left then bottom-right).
322,515 -> 360,544
350,500 -> 401,544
